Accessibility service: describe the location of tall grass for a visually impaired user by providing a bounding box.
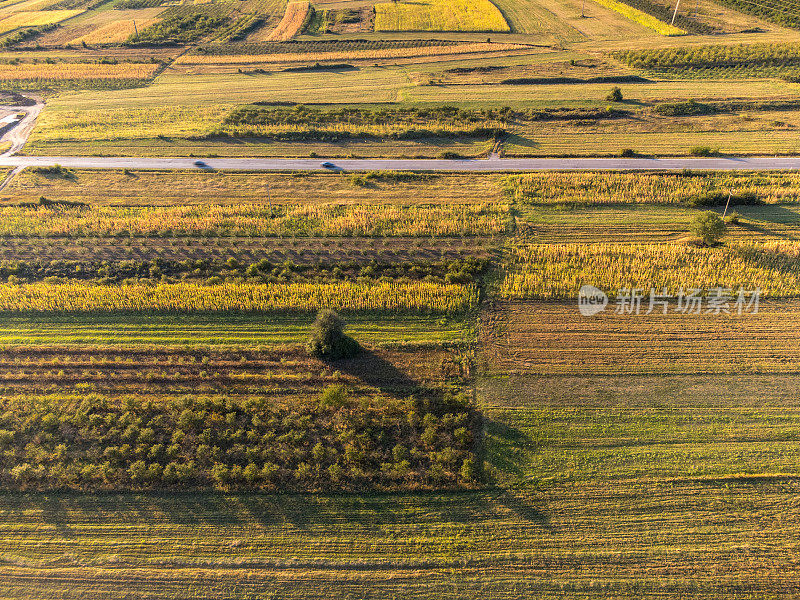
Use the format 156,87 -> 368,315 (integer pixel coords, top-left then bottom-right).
502,242 -> 800,299
0,203 -> 509,237
0,280 -> 478,313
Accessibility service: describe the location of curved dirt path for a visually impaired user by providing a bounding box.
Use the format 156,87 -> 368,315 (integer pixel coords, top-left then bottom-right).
0,94 -> 44,157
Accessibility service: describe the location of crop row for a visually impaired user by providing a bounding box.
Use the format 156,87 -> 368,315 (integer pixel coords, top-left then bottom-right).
194,39 -> 457,55
0,388 -> 479,490
614,42 -> 800,71
0,280 -> 478,313
713,0 -> 800,29
0,202 -> 509,237
176,42 -> 528,65
501,242 -> 800,299
0,61 -> 159,81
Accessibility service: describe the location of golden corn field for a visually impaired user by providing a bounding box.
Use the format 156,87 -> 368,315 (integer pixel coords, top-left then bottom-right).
0,9 -> 83,33
0,202 -> 508,237
591,0 -> 685,35
0,281 -> 478,312
374,0 -> 510,32
258,1 -> 309,42
502,242 -> 800,299
504,172 -> 800,205
176,42 -> 528,65
0,62 -> 159,82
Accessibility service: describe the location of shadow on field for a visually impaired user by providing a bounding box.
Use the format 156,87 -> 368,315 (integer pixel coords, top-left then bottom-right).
0,490 -> 503,531
496,491 -> 551,530
483,419 -> 534,478
331,349 -> 419,395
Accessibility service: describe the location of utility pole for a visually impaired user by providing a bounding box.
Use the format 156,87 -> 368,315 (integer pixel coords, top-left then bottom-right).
671,0 -> 681,25
133,20 -> 139,38
722,190 -> 732,219
581,0 -> 586,17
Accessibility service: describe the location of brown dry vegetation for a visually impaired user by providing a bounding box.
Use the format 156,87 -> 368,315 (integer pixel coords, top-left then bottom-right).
481,300 -> 800,376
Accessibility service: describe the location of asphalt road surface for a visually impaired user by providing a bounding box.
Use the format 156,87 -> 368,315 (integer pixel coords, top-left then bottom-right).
0,155 -> 799,172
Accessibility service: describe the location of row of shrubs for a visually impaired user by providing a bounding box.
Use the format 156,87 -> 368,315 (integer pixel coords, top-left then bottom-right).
0,257 -> 488,285
0,386 -> 481,490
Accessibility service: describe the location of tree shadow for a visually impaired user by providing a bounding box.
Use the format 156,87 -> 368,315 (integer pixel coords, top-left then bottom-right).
483,419 -> 534,478
495,490 -> 551,530
329,348 -> 419,396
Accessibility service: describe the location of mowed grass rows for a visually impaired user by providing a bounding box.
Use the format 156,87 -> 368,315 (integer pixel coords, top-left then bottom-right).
481,301 -> 800,375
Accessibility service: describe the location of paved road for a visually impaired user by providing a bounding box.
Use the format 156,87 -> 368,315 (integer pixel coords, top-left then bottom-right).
0,155 -> 799,172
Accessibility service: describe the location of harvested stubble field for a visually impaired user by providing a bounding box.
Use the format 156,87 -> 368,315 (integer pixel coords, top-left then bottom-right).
2,478 -> 800,597
481,300 -> 800,375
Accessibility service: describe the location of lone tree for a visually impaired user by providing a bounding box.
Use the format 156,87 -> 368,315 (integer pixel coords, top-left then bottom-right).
307,309 -> 360,360
606,86 -> 623,102
691,211 -> 727,246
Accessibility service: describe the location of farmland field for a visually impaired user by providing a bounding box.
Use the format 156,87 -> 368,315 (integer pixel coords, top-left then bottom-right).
3,0 -> 800,595
374,0 -> 510,32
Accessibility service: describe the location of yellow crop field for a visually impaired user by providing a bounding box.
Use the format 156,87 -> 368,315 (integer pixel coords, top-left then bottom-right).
0,0 -> 61,14
0,202 -> 509,237
374,0 -> 510,32
0,9 -> 83,33
502,242 -> 800,300
591,0 -> 684,35
0,62 -> 159,82
70,17 -> 163,44
176,42 -> 527,66
0,281 -> 478,313
257,0 -> 310,42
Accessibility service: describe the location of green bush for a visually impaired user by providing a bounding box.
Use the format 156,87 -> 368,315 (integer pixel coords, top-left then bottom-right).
689,146 -> 719,157
686,191 -> 760,207
691,211 -> 727,246
606,86 -> 623,102
654,100 -> 716,116
306,309 -> 360,360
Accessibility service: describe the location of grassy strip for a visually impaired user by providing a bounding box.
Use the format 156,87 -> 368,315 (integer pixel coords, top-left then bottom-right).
0,313 -> 474,347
